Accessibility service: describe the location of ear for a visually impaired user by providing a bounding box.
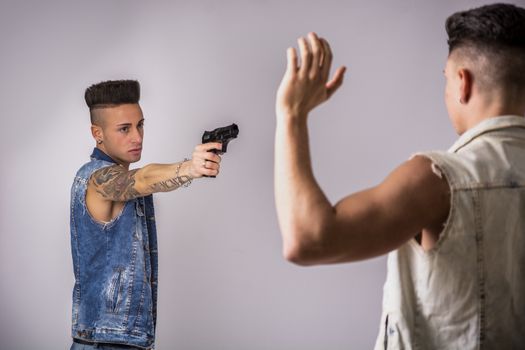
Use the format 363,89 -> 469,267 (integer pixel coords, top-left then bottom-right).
458,68 -> 472,104
91,125 -> 103,144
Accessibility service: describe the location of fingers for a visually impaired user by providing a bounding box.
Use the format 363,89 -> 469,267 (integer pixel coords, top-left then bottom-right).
189,157 -> 221,178
190,144 -> 223,178
298,33 -> 331,82
202,158 -> 220,177
319,36 -> 345,98
193,149 -> 222,164
286,47 -> 298,76
193,160 -> 220,177
297,37 -> 312,78
326,66 -> 346,99
202,159 -> 220,171
308,32 -> 323,78
320,38 -> 333,81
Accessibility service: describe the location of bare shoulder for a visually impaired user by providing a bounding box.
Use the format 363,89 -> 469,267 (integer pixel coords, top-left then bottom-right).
376,155 -> 450,230
328,155 -> 450,262
382,155 -> 448,189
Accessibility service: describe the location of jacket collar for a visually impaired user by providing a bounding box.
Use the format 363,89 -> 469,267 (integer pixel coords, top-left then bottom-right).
449,115 -> 525,153
90,147 -> 117,164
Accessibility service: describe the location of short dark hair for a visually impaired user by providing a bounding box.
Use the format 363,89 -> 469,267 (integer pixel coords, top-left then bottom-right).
85,80 -> 140,110
445,3 -> 525,92
446,3 -> 525,53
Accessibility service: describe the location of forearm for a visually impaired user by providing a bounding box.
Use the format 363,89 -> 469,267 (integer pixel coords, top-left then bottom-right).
274,115 -> 335,262
136,161 -> 193,195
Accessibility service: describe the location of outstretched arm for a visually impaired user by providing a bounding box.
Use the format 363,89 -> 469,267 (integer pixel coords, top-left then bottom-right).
89,142 -> 222,202
274,33 -> 449,265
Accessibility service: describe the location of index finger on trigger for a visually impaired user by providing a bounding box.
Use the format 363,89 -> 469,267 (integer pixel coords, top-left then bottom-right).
205,141 -> 220,147
200,142 -> 221,152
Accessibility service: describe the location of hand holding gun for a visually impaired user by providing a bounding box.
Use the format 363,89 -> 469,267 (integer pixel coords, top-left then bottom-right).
201,123 -> 239,177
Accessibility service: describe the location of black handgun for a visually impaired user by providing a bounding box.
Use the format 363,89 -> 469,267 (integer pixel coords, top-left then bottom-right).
201,123 -> 239,178
202,123 -> 239,154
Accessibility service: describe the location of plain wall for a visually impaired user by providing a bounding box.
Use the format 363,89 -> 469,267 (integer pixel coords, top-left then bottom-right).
1,0 -> 520,349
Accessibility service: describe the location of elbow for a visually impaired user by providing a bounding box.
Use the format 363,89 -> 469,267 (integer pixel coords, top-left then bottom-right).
281,229 -> 325,267
284,247 -> 315,266
283,242 -> 307,266
279,208 -> 336,266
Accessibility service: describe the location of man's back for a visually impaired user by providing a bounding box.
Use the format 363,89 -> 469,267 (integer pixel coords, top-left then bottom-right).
274,3 -> 525,348
376,116 -> 525,349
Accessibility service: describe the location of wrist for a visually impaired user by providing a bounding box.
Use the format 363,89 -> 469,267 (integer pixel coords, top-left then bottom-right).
276,111 -> 308,130
180,159 -> 193,178
276,105 -> 307,119
176,159 -> 193,187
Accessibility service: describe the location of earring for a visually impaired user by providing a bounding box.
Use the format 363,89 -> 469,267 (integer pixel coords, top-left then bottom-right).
97,139 -> 103,144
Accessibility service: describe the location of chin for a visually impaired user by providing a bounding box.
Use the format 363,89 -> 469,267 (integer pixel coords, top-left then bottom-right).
120,154 -> 141,164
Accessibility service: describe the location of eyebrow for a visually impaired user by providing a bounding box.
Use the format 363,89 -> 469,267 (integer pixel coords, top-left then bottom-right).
116,119 -> 145,127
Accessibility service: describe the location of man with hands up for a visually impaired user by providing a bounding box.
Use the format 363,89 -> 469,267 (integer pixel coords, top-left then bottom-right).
275,3 -> 525,348
275,32 -> 448,265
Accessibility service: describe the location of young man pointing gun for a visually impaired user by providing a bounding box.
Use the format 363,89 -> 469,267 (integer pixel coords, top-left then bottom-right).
69,80 -> 230,350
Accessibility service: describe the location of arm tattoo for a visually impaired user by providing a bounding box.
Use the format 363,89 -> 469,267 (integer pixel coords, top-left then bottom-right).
92,166 -> 142,201
149,175 -> 192,192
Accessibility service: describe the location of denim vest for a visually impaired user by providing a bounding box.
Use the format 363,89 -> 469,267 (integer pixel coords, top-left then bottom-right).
70,148 -> 158,349
375,116 -> 525,350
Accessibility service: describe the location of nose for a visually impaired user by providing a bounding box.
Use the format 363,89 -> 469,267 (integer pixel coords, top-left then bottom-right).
132,126 -> 143,145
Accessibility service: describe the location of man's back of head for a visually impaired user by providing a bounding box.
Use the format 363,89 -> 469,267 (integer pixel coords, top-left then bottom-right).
446,3 -> 525,104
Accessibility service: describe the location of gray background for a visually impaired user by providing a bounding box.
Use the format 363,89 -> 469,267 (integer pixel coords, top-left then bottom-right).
1,0 -> 520,349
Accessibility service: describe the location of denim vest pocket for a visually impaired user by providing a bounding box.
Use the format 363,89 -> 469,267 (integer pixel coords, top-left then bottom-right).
106,267 -> 125,313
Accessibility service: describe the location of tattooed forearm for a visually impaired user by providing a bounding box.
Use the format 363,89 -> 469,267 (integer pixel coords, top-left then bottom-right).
149,175 -> 192,192
92,166 -> 142,201
90,163 -> 193,201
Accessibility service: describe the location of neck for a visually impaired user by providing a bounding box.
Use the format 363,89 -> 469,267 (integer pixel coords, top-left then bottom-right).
461,92 -> 525,132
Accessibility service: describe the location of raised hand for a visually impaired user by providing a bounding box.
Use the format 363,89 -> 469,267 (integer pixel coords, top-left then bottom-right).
276,32 -> 346,120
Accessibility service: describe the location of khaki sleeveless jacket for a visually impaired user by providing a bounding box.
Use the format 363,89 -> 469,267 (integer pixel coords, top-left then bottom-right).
375,116 -> 525,350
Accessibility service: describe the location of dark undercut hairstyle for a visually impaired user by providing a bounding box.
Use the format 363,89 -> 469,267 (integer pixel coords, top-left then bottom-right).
85,80 -> 140,124
445,3 -> 525,93
445,4 -> 525,94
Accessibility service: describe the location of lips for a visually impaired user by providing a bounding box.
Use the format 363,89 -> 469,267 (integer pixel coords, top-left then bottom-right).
129,148 -> 142,154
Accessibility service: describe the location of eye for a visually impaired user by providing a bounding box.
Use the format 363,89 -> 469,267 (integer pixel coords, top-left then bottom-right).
119,126 -> 130,133
138,122 -> 144,129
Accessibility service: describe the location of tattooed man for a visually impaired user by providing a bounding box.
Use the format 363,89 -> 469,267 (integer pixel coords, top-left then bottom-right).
69,80 -> 221,350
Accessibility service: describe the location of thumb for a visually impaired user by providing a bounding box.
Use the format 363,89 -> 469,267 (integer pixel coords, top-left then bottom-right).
326,66 -> 346,99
